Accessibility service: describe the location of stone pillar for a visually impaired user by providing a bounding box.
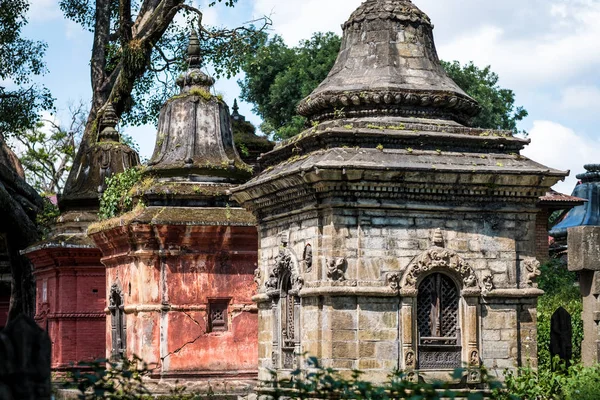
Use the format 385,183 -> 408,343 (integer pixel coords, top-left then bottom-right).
568,226 -> 600,366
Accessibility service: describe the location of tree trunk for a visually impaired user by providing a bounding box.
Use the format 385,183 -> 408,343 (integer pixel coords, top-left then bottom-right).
0,136 -> 42,321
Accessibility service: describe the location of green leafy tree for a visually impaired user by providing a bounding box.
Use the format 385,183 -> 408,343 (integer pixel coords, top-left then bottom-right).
239,33 -> 528,140
14,102 -> 87,195
0,0 -> 54,140
59,0 -> 270,197
440,61 -> 528,135
239,32 -> 341,140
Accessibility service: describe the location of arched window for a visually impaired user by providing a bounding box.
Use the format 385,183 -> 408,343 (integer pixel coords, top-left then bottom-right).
109,285 -> 126,360
417,273 -> 461,369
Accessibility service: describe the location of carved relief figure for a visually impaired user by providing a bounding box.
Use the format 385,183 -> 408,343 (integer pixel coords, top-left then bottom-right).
108,283 -> 126,361
482,274 -> 494,293
303,244 -> 313,273
387,272 -> 401,291
326,258 -> 346,281
524,258 -> 541,287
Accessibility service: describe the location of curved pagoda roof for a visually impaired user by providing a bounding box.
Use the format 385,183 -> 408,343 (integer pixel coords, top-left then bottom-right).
550,164 -> 600,239
297,0 -> 480,125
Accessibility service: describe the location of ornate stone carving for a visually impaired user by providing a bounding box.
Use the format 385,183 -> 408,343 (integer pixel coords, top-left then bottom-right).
482,274 -> 494,294
432,228 -> 445,248
402,248 -> 479,291
467,368 -> 482,384
265,236 -> 303,295
326,258 -> 346,281
387,272 -> 401,291
303,244 -> 313,273
253,267 -> 261,289
469,349 -> 480,366
404,350 -> 416,369
524,258 -> 541,288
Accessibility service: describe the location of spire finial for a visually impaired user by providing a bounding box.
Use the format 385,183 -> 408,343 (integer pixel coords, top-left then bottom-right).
233,99 -> 239,114
98,103 -> 119,142
432,228 -> 445,248
187,30 -> 202,68
176,30 -> 215,92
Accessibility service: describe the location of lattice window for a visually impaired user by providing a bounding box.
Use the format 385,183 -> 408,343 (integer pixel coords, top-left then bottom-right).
417,273 -> 461,369
209,300 -> 229,332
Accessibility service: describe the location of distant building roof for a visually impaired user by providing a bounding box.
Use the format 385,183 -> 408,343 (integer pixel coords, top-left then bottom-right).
538,189 -> 586,209
550,164 -> 600,239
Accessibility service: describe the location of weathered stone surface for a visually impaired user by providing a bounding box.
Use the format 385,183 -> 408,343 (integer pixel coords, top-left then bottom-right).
567,226 -> 600,271
231,0 -> 566,387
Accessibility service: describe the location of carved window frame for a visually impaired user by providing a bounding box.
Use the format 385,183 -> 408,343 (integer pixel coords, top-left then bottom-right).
109,283 -> 126,361
208,299 -> 230,333
399,247 -> 482,383
266,241 -> 303,370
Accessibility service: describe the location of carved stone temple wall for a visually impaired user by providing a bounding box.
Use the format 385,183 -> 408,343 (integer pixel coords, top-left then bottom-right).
232,0 -> 567,385
88,32 -> 258,394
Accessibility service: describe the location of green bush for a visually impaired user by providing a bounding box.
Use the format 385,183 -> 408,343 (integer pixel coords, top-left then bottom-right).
98,167 -> 143,220
537,260 -> 583,370
268,357 -> 494,399
495,358 -> 600,400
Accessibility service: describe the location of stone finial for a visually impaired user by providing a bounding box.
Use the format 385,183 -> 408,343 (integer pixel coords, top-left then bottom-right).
432,228 -> 444,247
176,31 -> 215,92
97,104 -> 120,142
187,30 -> 202,68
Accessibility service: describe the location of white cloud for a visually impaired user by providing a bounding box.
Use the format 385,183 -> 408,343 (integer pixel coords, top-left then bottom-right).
252,0 -> 362,45
560,85 -> 600,111
27,0 -> 61,22
521,120 -> 600,194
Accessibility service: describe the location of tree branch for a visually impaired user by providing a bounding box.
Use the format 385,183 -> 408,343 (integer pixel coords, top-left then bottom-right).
91,0 -> 112,94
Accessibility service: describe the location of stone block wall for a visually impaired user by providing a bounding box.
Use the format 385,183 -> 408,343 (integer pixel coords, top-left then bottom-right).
255,204 -> 542,381
27,248 -> 106,369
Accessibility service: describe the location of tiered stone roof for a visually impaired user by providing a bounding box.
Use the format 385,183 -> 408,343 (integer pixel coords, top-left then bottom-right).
232,0 -> 567,219
297,0 -> 480,125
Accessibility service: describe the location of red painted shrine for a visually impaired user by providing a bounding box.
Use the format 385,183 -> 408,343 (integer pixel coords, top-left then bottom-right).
88,32 -> 258,391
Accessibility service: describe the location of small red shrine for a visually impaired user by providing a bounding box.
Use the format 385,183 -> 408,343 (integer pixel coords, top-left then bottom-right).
23,105 -> 139,369
88,32 -> 258,393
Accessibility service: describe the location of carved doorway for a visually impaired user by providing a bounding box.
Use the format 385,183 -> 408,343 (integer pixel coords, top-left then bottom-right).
417,273 -> 461,369
109,286 -> 126,360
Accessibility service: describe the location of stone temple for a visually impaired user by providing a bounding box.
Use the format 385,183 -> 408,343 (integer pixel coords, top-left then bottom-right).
232,0 -> 567,384
9,0 -> 572,394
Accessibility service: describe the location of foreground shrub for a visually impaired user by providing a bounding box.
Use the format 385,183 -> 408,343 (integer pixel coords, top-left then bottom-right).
267,357 -> 493,400
494,358 -> 600,400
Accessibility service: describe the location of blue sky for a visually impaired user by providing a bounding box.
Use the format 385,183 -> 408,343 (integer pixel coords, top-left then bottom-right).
21,0 -> 600,194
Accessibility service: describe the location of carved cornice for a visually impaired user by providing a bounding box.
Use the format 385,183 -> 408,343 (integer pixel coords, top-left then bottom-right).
297,90 -> 480,125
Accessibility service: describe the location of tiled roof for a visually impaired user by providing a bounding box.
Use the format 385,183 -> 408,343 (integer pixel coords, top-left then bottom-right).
538,189 -> 586,205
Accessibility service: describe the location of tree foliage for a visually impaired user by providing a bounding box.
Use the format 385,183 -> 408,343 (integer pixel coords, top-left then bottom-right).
239,33 -> 528,140
13,102 -> 87,195
536,260 -> 583,371
440,61 -> 528,135
59,0 -> 269,132
0,0 -> 54,139
239,32 -> 341,141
